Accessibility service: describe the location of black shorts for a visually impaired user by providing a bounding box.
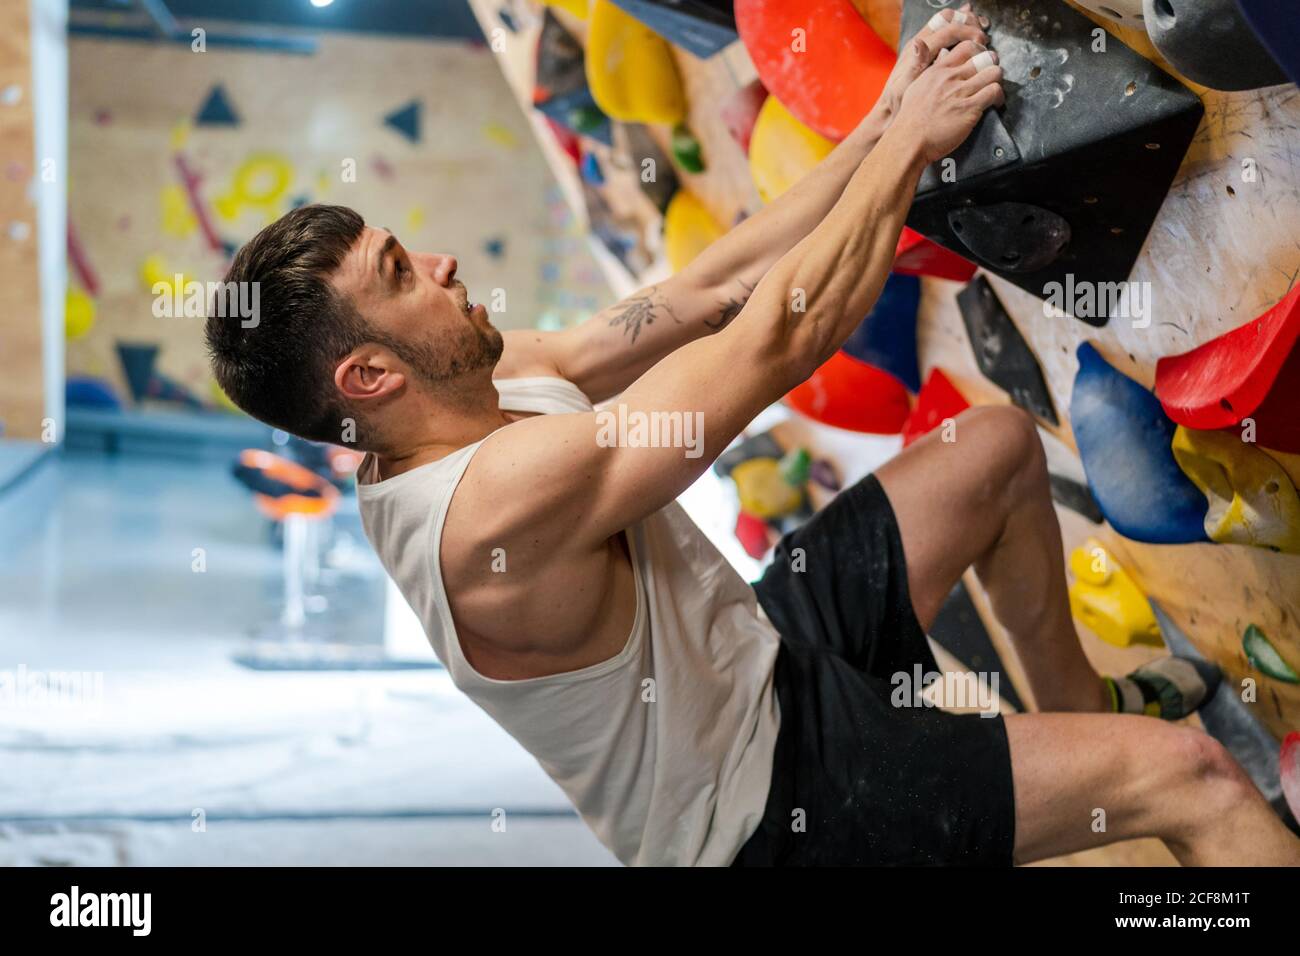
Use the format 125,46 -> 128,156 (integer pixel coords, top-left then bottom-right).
732,475 -> 1016,866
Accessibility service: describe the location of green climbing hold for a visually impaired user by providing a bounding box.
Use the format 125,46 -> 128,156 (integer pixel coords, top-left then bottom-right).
1243,624 -> 1300,684
779,447 -> 811,487
569,105 -> 608,137
671,123 -> 705,174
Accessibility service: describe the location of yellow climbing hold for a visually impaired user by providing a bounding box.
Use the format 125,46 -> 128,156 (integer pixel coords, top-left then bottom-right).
483,121 -> 519,149
216,153 -> 294,221
1171,426 -> 1300,554
210,379 -> 242,414
140,253 -> 189,299
65,287 -> 96,340
541,0 -> 589,18
586,0 -> 686,125
732,457 -> 804,520
663,190 -> 725,273
1067,538 -> 1163,648
169,119 -> 191,150
749,96 -> 835,204
1261,447 -> 1300,499
161,183 -> 198,237
406,206 -> 426,231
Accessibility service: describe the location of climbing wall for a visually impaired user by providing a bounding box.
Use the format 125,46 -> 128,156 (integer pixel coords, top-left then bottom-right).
471,0 -> 1300,860
914,7 -> 1300,743
0,0 -> 44,440
65,31 -> 611,413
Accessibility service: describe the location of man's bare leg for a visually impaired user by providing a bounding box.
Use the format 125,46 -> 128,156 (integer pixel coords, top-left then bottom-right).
1005,712 -> 1300,865
876,405 -> 1109,712
874,405 -> 1298,862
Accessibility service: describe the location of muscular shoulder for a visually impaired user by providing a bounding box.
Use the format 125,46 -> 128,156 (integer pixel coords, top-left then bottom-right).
437,416 -> 632,675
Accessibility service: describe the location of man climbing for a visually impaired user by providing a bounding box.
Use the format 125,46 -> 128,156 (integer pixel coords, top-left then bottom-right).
206,6 -> 1300,866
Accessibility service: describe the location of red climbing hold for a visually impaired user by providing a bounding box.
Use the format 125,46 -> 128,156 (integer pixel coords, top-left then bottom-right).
894,227 -> 978,283
720,79 -> 767,155
544,116 -> 582,166
735,0 -> 895,142
1155,285 -> 1300,453
1282,732 -> 1300,825
786,350 -> 911,435
902,368 -> 970,447
734,509 -> 772,559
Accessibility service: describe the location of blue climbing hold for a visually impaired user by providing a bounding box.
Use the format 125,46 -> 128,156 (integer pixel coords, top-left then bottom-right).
196,84 -> 240,127
580,152 -> 604,186
384,100 -> 422,144
1237,0 -> 1300,85
66,375 -> 122,410
116,342 -> 160,403
1070,342 -> 1208,544
609,0 -> 738,59
842,273 -> 922,393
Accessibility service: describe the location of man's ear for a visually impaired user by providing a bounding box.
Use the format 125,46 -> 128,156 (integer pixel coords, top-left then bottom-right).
335,347 -> 405,404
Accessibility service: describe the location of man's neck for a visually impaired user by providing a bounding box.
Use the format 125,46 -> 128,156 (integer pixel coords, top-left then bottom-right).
372,374 -> 510,481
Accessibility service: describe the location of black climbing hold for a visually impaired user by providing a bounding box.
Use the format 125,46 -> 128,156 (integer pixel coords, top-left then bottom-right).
956,275 -> 1059,425
947,203 -> 1071,275
534,11 -> 613,146
899,0 -> 1203,312
622,124 -> 679,214
1143,0 -> 1288,92
928,580 -> 1026,712
713,431 -> 784,478
1049,473 -> 1104,524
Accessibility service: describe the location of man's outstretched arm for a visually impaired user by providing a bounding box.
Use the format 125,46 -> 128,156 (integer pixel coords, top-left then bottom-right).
501,5 -> 990,402
447,42 -> 1004,647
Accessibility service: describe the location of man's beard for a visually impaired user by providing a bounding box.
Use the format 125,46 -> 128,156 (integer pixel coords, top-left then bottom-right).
385,319 -> 503,388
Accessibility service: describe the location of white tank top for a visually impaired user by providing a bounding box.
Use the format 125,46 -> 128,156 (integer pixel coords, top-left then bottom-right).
356,376 -> 781,866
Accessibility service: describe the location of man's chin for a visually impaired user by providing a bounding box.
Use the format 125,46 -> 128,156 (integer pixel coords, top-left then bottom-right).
478,323 -> 505,366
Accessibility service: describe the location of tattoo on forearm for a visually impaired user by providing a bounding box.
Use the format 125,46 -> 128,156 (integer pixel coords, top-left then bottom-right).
607,285 -> 680,345
707,278 -> 755,330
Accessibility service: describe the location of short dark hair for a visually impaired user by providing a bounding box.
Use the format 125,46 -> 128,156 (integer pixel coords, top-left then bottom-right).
206,204 -> 368,445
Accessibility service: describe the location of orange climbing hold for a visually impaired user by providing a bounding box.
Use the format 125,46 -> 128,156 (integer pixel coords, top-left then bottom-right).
735,0 -> 896,142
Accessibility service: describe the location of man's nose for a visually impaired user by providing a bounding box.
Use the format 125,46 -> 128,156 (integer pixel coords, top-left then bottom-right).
426,254 -> 457,285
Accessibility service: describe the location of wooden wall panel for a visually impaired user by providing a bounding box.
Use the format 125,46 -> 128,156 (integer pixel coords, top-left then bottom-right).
0,0 -> 45,440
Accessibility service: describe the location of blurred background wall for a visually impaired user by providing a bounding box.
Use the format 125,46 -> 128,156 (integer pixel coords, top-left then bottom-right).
64,5 -> 609,418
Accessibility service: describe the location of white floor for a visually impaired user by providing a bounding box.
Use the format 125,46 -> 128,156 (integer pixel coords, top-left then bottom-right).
0,452 -> 617,866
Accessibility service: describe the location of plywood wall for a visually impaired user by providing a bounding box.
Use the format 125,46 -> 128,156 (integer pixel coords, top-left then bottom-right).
65,30 -> 612,410
0,0 -> 46,440
916,8 -> 1300,743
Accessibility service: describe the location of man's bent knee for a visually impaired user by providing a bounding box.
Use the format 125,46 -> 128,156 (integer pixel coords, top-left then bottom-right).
1151,727 -> 1255,826
951,405 -> 1047,502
